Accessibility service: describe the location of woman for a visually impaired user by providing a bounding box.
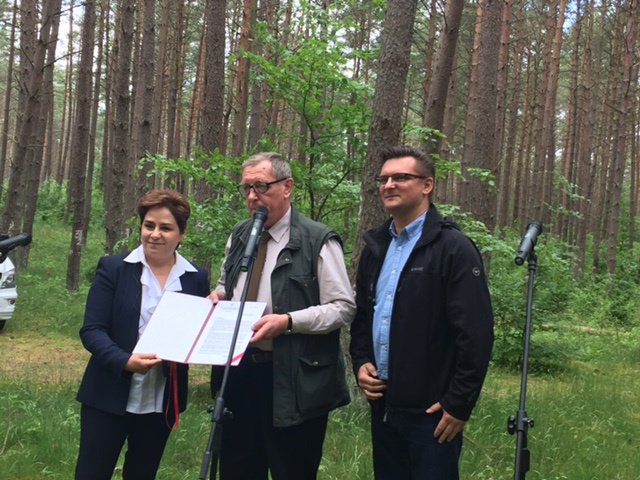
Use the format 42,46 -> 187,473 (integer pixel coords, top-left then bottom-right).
75,189 -> 210,480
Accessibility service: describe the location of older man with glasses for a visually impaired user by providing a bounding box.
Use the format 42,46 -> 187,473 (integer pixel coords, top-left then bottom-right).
209,152 -> 355,480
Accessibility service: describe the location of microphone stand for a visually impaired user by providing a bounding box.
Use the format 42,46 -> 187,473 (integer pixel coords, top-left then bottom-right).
199,244 -> 260,480
507,249 -> 537,479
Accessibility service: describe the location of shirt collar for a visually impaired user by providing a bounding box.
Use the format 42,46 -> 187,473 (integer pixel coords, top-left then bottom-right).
266,206 -> 291,243
389,211 -> 427,239
124,244 -> 197,274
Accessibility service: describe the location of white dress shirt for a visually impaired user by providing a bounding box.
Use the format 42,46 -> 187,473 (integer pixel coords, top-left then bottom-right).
124,245 -> 198,414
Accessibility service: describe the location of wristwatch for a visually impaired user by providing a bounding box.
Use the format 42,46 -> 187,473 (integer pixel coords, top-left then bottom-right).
284,313 -> 293,335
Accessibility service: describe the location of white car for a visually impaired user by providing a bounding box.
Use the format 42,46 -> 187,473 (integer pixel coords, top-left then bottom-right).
0,256 -> 17,331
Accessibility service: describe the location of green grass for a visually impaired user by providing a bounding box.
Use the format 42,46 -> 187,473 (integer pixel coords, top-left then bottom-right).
2,219 -> 640,478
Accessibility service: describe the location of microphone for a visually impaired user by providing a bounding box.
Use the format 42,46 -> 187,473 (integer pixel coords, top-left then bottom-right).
240,206 -> 269,272
0,233 -> 32,253
514,221 -> 542,265
0,232 -> 32,263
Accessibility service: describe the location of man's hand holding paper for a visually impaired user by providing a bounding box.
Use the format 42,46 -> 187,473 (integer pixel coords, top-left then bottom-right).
133,291 -> 266,365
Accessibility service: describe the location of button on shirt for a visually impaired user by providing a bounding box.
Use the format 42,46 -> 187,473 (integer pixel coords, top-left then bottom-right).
373,213 -> 426,381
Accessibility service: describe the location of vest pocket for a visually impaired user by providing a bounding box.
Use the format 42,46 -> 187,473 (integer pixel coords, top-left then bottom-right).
296,354 -> 341,415
287,275 -> 319,310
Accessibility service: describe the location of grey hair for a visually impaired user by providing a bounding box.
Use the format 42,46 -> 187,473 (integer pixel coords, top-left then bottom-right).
242,152 -> 292,180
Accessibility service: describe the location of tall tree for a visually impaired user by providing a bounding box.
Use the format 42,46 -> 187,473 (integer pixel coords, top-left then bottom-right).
193,0 -> 226,203
591,0 -> 622,272
3,0 -> 61,268
105,0 -> 135,253
352,0 -> 420,269
82,0 -> 109,251
133,0 -> 156,195
0,0 -> 18,200
1,0 -> 38,236
67,0 -> 96,291
247,0 -> 269,149
231,0 -> 257,156
199,0 -> 226,154
537,0 -> 567,227
149,0 -> 169,157
460,0 -> 503,230
39,0 -> 61,183
496,0 -> 522,229
422,0 -> 464,157
164,0 -> 185,163
55,4 -> 74,182
493,0 -> 513,230
605,0 -> 637,273
22,0 -> 61,246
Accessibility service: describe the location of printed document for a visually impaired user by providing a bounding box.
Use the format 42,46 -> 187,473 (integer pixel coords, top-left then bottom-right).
133,291 -> 266,365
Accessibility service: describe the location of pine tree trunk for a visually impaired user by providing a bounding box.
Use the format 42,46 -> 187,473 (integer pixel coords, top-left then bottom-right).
231,0 -> 256,156
106,0 -> 136,253
605,0 -> 637,274
0,0 -> 18,201
133,0 -> 156,195
422,0 -> 463,157
351,0 -> 419,275
67,0 -> 96,292
461,0 -> 503,230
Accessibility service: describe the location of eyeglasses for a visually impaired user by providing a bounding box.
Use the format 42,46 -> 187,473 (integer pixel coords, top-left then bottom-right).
375,173 -> 427,185
237,178 -> 288,197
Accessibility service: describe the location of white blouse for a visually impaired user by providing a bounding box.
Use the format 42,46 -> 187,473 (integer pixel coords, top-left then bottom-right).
124,245 -> 197,414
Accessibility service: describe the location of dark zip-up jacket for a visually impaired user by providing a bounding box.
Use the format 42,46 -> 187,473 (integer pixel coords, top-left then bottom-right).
349,205 -> 493,421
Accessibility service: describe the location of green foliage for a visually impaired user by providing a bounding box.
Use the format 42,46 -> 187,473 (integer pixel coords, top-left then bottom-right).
402,124 -> 461,177
465,167 -> 497,191
28,179 -> 105,231
431,209 -> 605,374
11,220 -> 104,337
35,180 -> 69,223
240,2 -> 372,238
485,228 -> 579,372
139,150 -> 247,276
4,191 -> 640,478
567,272 -> 640,330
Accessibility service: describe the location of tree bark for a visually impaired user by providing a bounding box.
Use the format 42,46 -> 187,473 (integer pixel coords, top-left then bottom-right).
352,0 -> 419,275
231,0 -> 257,157
422,0 -> 464,157
67,0 -> 96,291
0,0 -> 18,202
605,0 -> 637,274
460,0 -> 503,230
133,0 -> 156,196
105,0 -> 136,253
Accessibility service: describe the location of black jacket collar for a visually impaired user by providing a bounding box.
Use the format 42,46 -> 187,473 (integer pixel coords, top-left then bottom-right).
364,203 -> 444,259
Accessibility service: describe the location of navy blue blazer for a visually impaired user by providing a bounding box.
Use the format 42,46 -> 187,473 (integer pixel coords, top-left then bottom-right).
76,253 -> 210,418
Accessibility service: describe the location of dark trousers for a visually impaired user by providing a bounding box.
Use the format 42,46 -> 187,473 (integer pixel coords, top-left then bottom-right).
216,360 -> 329,480
75,404 -> 173,480
370,398 -> 462,480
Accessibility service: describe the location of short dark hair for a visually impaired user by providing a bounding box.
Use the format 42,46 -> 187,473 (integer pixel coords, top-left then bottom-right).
137,189 -> 191,233
381,145 -> 435,178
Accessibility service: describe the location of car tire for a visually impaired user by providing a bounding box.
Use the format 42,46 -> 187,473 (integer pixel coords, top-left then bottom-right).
0,320 -> 5,331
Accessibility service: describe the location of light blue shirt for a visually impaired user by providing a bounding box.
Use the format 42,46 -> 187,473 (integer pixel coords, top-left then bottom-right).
373,213 -> 426,381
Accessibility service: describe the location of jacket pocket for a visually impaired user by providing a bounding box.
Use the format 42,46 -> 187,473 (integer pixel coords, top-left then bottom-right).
287,275 -> 319,311
296,353 -> 344,415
